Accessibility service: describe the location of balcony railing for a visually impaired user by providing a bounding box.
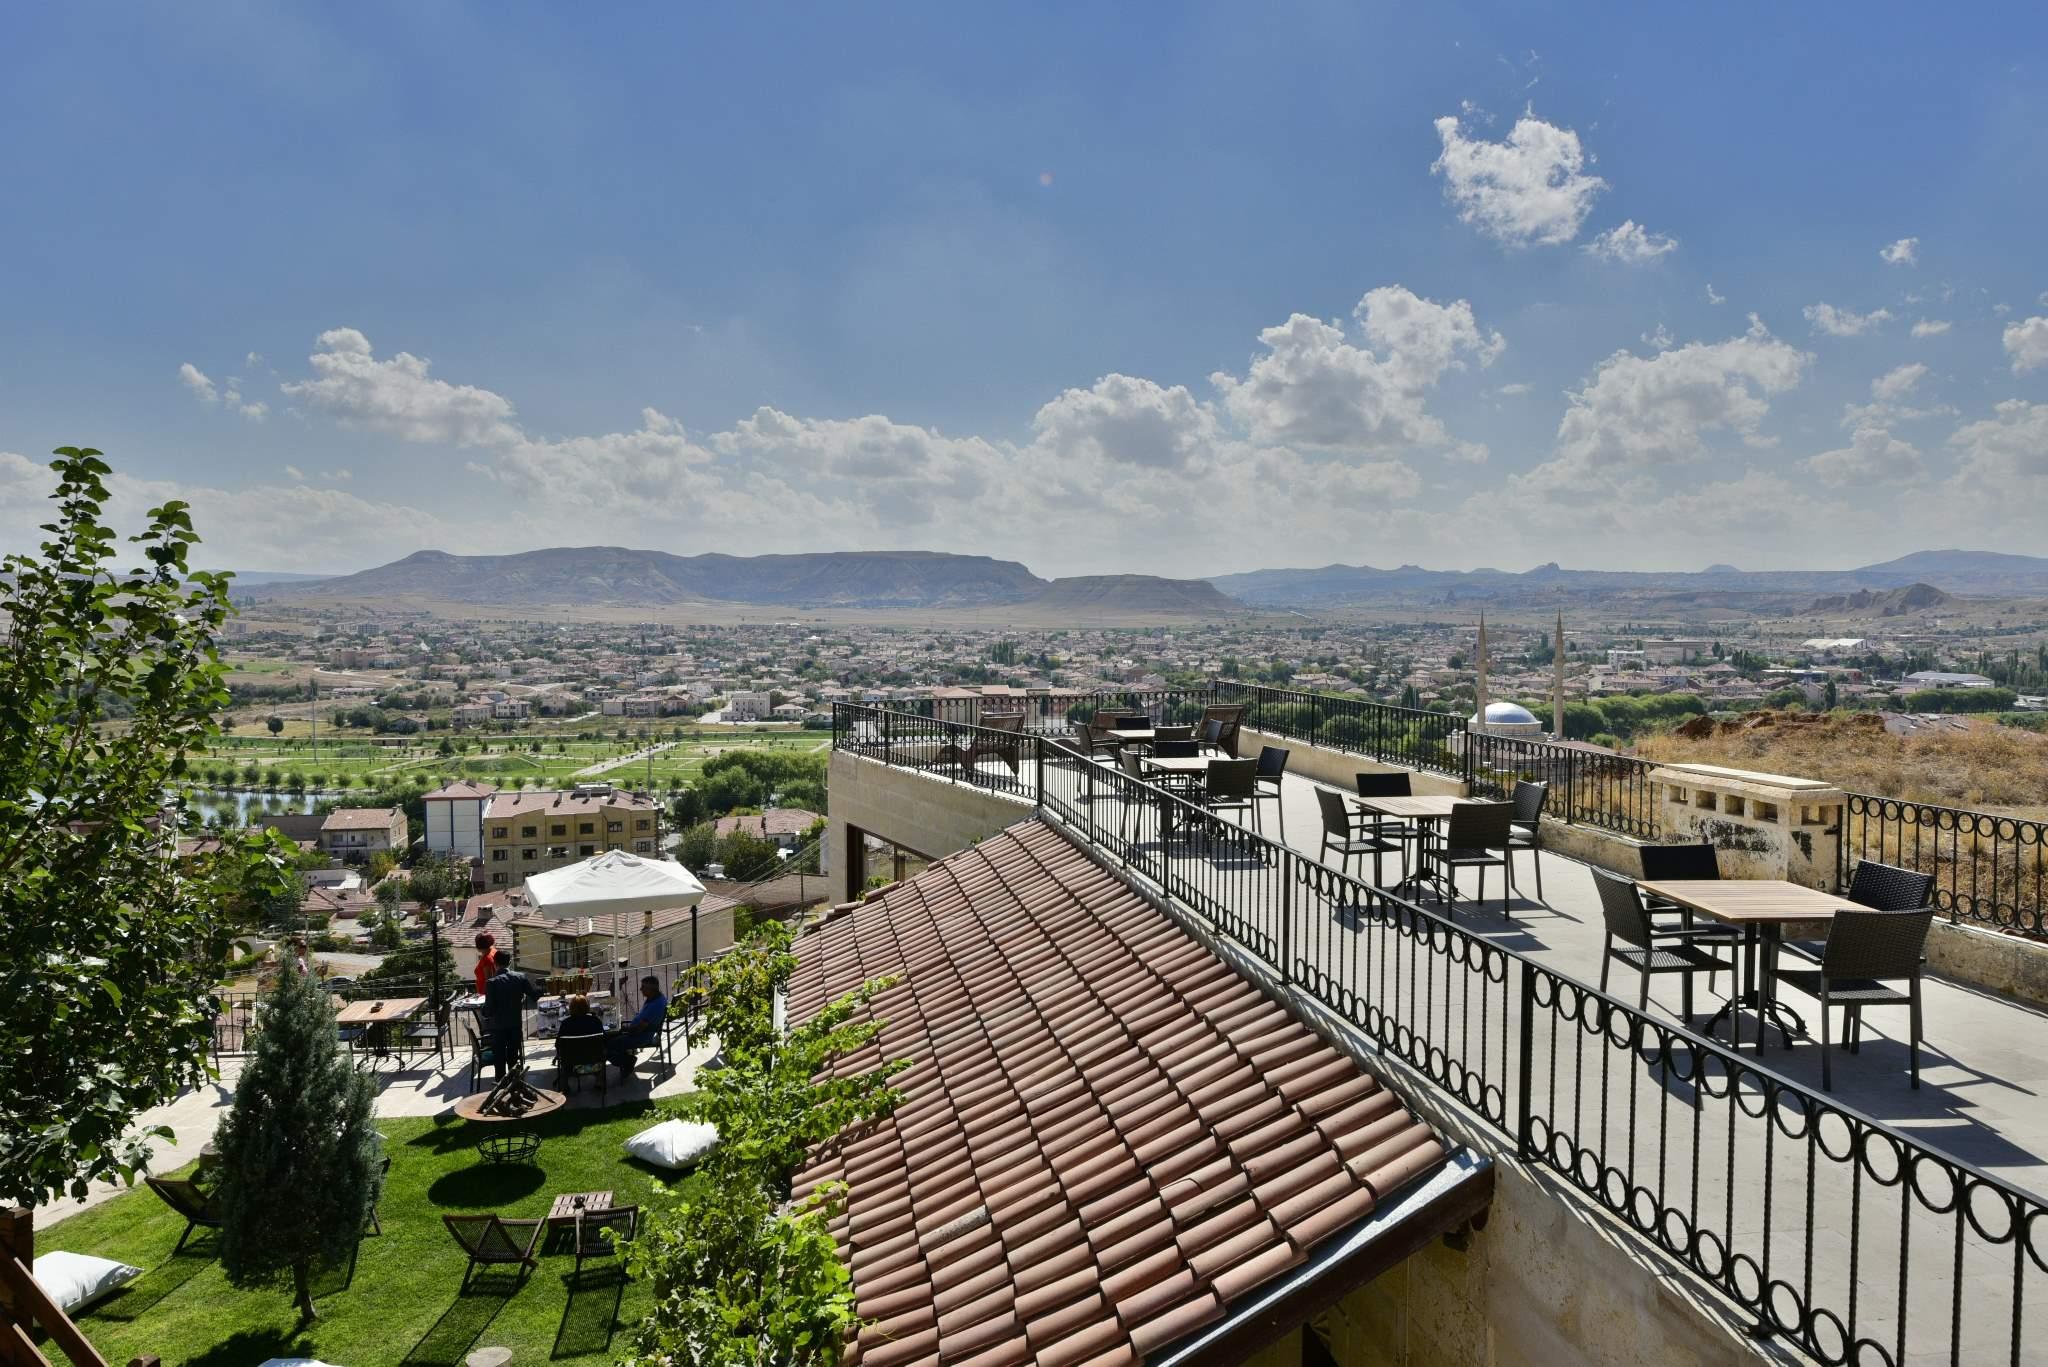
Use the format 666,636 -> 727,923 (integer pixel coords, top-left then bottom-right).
1840,792 -> 2048,937
837,704 -> 2048,1365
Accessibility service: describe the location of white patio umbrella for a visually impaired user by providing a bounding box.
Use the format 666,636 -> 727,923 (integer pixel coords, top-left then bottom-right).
522,850 -> 706,1004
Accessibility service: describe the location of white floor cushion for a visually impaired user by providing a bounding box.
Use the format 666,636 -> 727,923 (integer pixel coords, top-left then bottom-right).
623,1118 -> 719,1170
31,1251 -> 141,1314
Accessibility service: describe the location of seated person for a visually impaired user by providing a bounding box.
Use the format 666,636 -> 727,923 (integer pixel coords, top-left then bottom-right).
607,975 -> 668,1071
553,993 -> 606,1072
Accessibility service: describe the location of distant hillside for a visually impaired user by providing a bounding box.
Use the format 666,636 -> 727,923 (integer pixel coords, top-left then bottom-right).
1803,582 -> 1954,616
1029,574 -> 1243,616
1209,549 -> 2048,611
244,546 -> 1243,616
222,569 -> 333,587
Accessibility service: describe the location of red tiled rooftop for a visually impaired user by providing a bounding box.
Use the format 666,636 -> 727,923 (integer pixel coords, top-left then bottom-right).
788,820 -> 1452,1367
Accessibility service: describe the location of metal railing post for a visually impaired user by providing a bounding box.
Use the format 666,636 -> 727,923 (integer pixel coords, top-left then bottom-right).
1516,958 -> 1536,1161
1033,737 -> 1045,808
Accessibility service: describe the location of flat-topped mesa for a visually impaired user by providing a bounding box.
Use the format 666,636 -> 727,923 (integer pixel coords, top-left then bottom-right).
1649,761 -> 1845,887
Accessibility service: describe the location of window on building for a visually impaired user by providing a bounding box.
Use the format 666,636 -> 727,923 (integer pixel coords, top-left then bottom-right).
521,825 -> 537,838
491,872 -> 507,886
550,823 -> 566,837
634,840 -> 652,854
491,826 -> 508,839
521,848 -> 537,861
491,849 -> 506,862
546,845 -> 569,859
636,819 -> 651,831
578,844 -> 595,856
607,820 -> 622,833
655,938 -> 673,961
550,939 -> 581,969
579,822 -> 595,835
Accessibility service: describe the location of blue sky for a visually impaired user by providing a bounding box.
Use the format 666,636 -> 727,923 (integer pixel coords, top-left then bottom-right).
3,3 -> 2045,577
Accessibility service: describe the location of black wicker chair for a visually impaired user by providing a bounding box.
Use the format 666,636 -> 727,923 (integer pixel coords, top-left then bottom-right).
1316,786 -> 1403,885
1637,843 -> 1743,977
1203,758 -> 1261,832
1151,738 -> 1201,758
1785,860 -> 1937,964
1505,780 -> 1549,902
1354,772 -> 1423,860
1419,801 -> 1516,919
1776,907 -> 1935,1090
1252,746 -> 1289,839
1593,869 -> 1734,1020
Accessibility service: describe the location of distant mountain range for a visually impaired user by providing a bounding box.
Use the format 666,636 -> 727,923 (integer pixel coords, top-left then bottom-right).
1207,550 -> 2048,612
235,545 -> 2048,620
242,547 -> 1246,617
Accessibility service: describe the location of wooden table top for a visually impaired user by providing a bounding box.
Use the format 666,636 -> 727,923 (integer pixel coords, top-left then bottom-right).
1635,879 -> 1861,924
1109,728 -> 1157,741
546,1190 -> 614,1225
336,996 -> 426,1025
1355,795 -> 1465,819
1143,755 -> 1214,773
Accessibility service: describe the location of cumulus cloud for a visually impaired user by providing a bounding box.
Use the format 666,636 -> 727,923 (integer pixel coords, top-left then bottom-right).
1807,427 -> 1923,486
178,363 -> 218,404
2003,316 -> 2048,373
1431,111 -> 1605,247
1803,303 -> 1894,337
1031,374 -> 1222,471
1212,287 -> 1501,455
1496,382 -> 1533,396
1584,220 -> 1677,263
1880,237 -> 1920,267
1870,363 -> 1928,402
1911,319 -> 1952,337
1948,400 -> 2048,497
281,327 -> 522,445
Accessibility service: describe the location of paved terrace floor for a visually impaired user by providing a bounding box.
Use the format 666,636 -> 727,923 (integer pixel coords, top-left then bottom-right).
40,1033 -> 717,1228
1017,753 -> 2048,1364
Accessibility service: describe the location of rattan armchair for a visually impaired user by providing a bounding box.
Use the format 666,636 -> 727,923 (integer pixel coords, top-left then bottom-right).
1419,801 -> 1516,919
1776,907 -> 1934,1090
1593,870 -> 1735,1020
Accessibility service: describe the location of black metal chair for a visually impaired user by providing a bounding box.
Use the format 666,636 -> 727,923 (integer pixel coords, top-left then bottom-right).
1419,801 -> 1516,918
1505,780 -> 1549,902
1776,908 -> 1935,1090
1593,869 -> 1735,1020
1151,738 -> 1201,758
1354,772 -> 1423,859
1252,746 -> 1289,839
1154,724 -> 1196,743
1316,786 -> 1403,885
1637,844 -> 1742,974
572,1205 -> 639,1284
555,1030 -> 609,1100
1785,859 -> 1938,963
1203,758 -> 1260,832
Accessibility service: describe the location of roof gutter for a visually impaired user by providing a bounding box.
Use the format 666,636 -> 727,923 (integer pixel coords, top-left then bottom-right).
1150,1150 -> 1495,1367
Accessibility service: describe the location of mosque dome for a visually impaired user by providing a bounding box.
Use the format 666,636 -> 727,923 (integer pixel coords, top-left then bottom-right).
1475,701 -> 1539,727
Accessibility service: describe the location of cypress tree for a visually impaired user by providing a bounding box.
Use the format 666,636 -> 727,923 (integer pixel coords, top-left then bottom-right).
212,965 -> 384,1322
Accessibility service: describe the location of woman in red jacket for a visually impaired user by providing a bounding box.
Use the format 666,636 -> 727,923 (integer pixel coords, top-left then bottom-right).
473,931 -> 498,995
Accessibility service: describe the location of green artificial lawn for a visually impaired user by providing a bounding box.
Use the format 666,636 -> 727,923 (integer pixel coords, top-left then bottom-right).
56,1103 -> 698,1367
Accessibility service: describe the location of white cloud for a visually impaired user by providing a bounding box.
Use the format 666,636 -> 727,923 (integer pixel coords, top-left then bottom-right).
1911,319 -> 1952,338
284,465 -> 306,480
1880,237 -> 1920,267
1031,374 -> 1222,471
1211,286 -> 1501,455
1496,382 -> 1533,396
281,327 -> 522,445
179,363 -> 218,404
1807,427 -> 1923,486
1431,111 -> 1605,247
1705,283 -> 1725,305
1585,220 -> 1677,263
1803,303 -> 1894,337
1948,400 -> 2048,496
1528,319 -> 1809,500
1870,363 -> 1928,402
2002,316 -> 2048,373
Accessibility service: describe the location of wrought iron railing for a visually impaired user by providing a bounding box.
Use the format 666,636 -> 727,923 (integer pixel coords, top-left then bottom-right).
1214,680 -> 1468,778
1840,792 -> 2048,936
840,705 -> 2048,1365
1465,730 -> 1660,838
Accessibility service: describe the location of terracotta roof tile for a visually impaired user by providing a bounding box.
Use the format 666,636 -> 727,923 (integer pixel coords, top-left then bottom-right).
788,821 -> 1449,1366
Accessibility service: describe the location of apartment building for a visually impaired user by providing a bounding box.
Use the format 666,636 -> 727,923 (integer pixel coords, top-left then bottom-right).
478,782 -> 665,887
318,805 -> 410,862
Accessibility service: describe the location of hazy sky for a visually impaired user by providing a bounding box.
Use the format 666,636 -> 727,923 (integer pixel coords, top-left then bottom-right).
3,4 -> 2046,579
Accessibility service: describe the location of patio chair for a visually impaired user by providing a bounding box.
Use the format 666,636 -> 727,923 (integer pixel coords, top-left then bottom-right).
1200,703 -> 1246,758
1785,859 -> 1937,964
462,1019 -> 504,1092
937,712 -> 1025,776
1635,845 -> 1742,971
146,1176 -> 224,1254
1081,720 -> 1121,760
1252,746 -> 1289,839
1776,907 -> 1934,1090
1203,758 -> 1260,832
1354,772 -> 1423,858
1154,724 -> 1195,743
573,1205 -> 640,1283
1418,802 -> 1516,919
1505,781 -> 1549,902
443,1213 -> 544,1292
1197,718 -> 1227,754
1151,738 -> 1200,758
1316,786 -> 1403,885
555,1031 -> 609,1101
1593,869 -> 1734,1019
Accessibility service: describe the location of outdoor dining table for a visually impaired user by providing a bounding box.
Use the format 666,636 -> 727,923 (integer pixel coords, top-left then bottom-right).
335,996 -> 428,1062
1353,794 -> 1465,900
1635,878 -> 1860,1051
1109,728 -> 1157,750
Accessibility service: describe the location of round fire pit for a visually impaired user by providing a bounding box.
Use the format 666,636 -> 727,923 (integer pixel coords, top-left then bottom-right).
453,1067 -> 565,1162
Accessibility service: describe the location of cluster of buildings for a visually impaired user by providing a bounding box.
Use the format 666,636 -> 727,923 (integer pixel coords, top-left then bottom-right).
421,779 -> 667,888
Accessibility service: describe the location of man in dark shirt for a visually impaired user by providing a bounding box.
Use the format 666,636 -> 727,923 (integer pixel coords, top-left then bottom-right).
482,957 -> 541,1079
